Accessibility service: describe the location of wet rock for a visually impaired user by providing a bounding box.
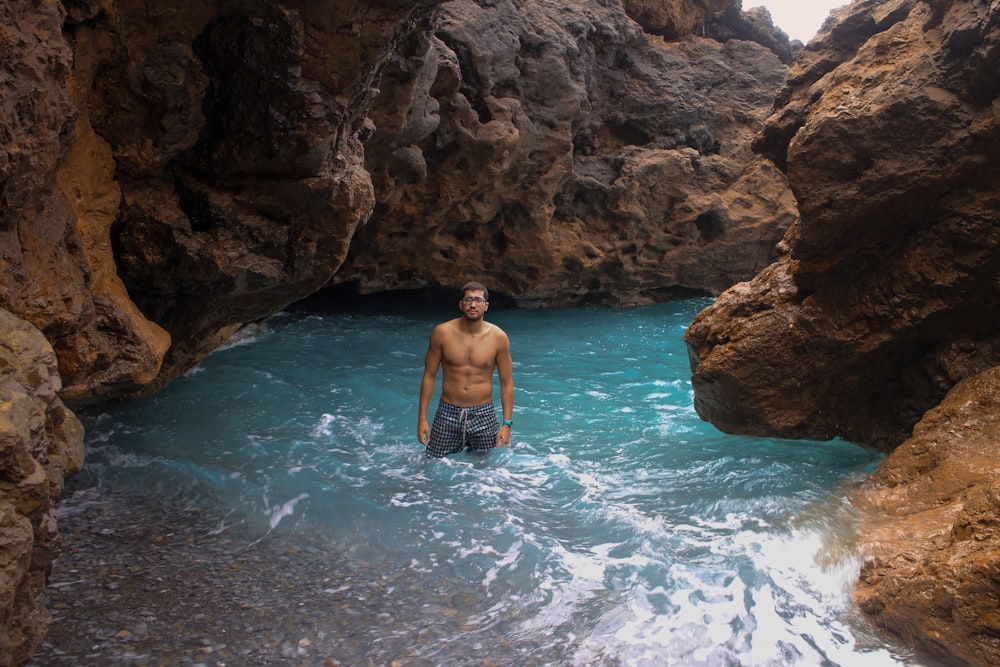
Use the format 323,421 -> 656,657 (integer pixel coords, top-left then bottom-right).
854,367 -> 1000,667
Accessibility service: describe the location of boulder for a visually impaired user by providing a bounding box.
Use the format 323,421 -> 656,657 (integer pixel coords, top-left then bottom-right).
686,0 -> 1000,450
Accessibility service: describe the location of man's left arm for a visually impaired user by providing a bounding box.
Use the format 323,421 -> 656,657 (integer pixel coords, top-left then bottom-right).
495,331 -> 514,447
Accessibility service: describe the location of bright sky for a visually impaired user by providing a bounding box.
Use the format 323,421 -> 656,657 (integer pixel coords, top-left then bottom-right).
750,1 -> 849,42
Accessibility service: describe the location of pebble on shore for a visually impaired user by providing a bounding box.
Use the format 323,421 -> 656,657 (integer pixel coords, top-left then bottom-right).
29,480 -> 610,667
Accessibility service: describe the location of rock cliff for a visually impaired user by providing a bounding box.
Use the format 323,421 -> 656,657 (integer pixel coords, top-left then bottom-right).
3,0 -> 794,401
687,0 -> 1000,450
337,0 -> 796,306
685,0 -> 1000,664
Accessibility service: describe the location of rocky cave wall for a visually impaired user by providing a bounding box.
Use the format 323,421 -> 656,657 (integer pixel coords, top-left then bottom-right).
4,0 -> 795,402
686,0 -> 1000,451
1,0 -> 798,662
337,0 -> 798,306
685,1 -> 1000,664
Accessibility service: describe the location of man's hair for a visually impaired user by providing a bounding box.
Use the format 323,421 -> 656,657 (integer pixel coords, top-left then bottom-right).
461,281 -> 489,302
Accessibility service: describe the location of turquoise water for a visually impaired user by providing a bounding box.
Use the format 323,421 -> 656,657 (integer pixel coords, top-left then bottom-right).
78,299 -> 925,666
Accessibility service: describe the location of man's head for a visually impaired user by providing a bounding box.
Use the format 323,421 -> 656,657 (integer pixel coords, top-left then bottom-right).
459,282 -> 489,320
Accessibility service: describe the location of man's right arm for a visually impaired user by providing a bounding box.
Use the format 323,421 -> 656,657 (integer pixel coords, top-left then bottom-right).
418,327 -> 443,446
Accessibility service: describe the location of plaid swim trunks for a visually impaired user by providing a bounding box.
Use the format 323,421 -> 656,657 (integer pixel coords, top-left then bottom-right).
425,401 -> 500,458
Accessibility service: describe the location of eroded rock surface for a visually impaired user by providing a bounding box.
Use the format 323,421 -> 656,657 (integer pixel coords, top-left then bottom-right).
686,0 -> 1000,450
1,0 -> 795,394
854,367 -> 1000,667
84,0 -> 436,395
0,310 -> 84,665
0,0 -> 169,405
338,0 -> 796,306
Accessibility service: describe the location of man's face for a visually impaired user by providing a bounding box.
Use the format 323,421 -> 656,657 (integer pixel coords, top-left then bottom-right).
459,290 -> 488,319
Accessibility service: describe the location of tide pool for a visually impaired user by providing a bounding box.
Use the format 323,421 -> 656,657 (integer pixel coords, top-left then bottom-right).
75,298 -> 928,666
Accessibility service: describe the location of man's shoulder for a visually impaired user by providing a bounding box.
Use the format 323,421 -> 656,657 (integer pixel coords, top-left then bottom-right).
432,318 -> 462,336
488,323 -> 510,346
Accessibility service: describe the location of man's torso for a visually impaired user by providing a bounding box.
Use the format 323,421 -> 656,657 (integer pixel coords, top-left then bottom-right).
438,319 -> 500,407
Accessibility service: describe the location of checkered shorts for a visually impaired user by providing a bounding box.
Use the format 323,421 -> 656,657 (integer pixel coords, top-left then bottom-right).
425,401 -> 500,458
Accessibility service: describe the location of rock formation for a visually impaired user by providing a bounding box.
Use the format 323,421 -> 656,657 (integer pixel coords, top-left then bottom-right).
2,0 -> 175,406
4,0 -> 795,400
854,367 -> 1000,667
685,1 -> 1000,664
76,0 -> 442,398
686,0 -> 1000,450
5,0 -> 999,663
0,309 -> 84,666
337,0 -> 796,307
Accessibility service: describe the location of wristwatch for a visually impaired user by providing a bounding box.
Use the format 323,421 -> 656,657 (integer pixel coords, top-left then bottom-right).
502,419 -> 513,428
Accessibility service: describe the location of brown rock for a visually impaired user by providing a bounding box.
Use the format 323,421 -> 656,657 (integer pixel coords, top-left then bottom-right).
621,0 -> 731,38
684,1 -> 1000,664
99,0 -> 435,391
1,0 -> 439,399
0,309 -> 84,665
4,0 -> 794,394
1,0 -> 172,404
686,0 -> 1000,450
854,367 -> 1000,667
339,0 -> 796,306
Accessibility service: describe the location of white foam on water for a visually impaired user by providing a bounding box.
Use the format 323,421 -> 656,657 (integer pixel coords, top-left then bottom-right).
231,321 -> 272,346
267,492 -> 309,531
559,516 -> 912,667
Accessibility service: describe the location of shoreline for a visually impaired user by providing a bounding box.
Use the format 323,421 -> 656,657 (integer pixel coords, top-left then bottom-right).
28,477 -> 604,667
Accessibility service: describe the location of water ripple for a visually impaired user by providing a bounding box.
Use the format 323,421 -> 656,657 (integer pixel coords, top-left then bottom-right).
74,300 -> 927,666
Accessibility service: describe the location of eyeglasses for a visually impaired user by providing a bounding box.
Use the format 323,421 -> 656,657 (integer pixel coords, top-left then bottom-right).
461,297 -> 487,304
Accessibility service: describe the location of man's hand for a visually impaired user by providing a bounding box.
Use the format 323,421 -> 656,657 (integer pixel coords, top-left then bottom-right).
418,418 -> 430,447
495,425 -> 510,447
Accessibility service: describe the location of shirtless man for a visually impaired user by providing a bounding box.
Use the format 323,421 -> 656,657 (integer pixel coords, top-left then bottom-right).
418,282 -> 514,458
